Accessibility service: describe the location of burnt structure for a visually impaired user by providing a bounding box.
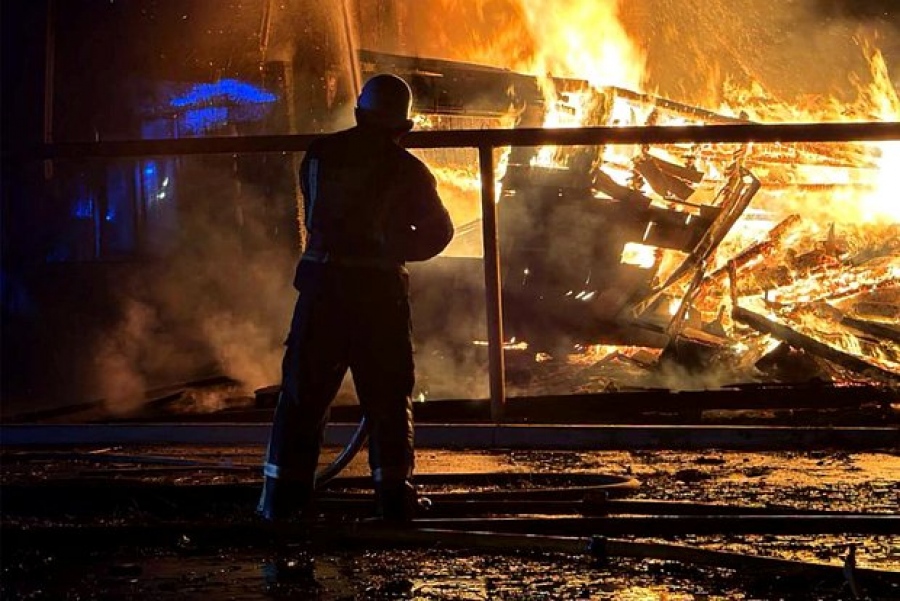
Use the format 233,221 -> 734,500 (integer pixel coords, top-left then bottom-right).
357,50 -> 898,392
356,51 -> 761,352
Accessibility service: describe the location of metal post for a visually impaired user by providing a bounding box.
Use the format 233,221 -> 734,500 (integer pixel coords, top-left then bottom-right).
340,0 -> 362,97
478,145 -> 506,423
43,0 -> 55,179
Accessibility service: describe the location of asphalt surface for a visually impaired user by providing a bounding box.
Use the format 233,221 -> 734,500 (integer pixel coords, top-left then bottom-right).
2,446 -> 899,599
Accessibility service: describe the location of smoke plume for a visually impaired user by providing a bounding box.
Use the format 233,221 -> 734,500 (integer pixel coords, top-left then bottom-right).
93,159 -> 297,412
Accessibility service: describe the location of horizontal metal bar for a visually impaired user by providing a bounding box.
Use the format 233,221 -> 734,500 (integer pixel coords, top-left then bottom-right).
2,423 -> 897,450
10,382 -> 893,424
11,121 -> 900,160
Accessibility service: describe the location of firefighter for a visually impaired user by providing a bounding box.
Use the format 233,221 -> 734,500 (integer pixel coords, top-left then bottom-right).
258,73 -> 454,523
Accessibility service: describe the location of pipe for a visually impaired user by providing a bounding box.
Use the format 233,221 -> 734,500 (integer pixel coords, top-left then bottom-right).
5,522 -> 897,594
0,472 -> 639,514
17,122 -> 900,160
339,0 -> 361,97
311,496 -> 887,519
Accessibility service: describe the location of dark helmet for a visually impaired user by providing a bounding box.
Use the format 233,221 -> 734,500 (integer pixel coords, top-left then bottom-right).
356,74 -> 414,131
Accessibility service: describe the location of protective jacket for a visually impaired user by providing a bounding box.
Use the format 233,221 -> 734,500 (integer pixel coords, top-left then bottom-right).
298,124 -> 453,273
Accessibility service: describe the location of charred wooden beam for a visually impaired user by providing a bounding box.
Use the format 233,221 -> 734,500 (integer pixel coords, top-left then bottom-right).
744,155 -> 880,170
604,87 -> 746,125
634,164 -> 760,332
672,162 -> 759,291
732,305 -> 900,383
634,154 -> 701,201
841,316 -> 900,345
592,168 -> 653,207
762,265 -> 899,307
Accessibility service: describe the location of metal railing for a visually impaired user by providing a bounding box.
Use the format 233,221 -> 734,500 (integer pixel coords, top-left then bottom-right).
17,120 -> 900,422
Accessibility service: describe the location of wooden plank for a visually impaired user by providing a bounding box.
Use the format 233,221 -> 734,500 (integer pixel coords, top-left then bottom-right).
732,305 -> 900,382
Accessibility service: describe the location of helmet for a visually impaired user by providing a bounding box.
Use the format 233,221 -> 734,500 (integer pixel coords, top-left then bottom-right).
356,74 -> 414,130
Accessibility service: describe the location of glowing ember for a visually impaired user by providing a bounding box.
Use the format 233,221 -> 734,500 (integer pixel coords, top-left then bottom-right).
621,242 -> 658,269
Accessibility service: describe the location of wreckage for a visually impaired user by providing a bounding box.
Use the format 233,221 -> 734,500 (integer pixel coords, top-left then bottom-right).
358,51 -> 900,389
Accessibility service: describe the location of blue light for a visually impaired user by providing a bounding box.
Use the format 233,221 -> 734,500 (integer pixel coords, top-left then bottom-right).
170,79 -> 277,108
73,197 -> 94,220
144,164 -> 156,176
180,106 -> 229,134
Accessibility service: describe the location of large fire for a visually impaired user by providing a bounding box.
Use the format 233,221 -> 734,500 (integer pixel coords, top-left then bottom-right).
402,0 -> 899,386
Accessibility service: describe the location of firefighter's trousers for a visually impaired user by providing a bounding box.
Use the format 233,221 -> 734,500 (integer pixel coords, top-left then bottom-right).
261,262 -> 415,516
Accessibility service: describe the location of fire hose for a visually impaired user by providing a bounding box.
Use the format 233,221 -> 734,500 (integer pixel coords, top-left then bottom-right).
4,515 -> 898,595
5,437 -> 900,593
314,415 -> 368,487
4,468 -> 900,596
330,525 -> 900,593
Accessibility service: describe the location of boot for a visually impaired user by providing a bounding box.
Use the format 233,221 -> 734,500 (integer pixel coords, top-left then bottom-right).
257,476 -> 314,523
375,480 -> 418,522
258,478 -> 317,592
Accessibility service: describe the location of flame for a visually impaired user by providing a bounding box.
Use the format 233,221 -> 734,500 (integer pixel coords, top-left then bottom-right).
514,0 -> 648,171
715,48 -> 900,225
866,50 -> 900,223
517,0 -> 645,91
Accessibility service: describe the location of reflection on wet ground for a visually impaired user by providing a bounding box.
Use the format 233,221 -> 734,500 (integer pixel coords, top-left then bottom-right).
3,447 -> 899,599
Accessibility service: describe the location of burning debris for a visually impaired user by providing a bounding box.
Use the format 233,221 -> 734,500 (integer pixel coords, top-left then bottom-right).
361,49 -> 900,392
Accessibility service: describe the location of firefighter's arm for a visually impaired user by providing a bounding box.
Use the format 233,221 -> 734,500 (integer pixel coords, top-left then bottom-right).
391,166 -> 454,261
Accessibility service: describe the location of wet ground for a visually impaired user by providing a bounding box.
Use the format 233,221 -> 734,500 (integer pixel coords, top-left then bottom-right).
2,446 -> 899,599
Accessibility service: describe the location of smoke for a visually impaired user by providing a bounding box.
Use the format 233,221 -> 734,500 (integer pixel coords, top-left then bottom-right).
200,312 -> 284,393
408,258 -> 491,400
414,336 -> 490,401
93,159 -> 298,412
650,352 -> 758,392
364,0 -> 536,69
94,299 -> 157,414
